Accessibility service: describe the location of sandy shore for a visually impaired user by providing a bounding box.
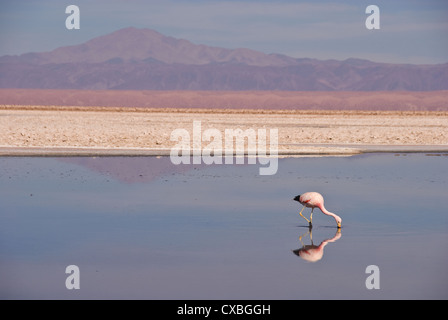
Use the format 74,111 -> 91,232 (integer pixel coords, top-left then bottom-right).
1,105 -> 448,156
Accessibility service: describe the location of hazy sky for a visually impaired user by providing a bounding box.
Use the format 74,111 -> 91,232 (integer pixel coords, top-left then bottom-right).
1,0 -> 447,64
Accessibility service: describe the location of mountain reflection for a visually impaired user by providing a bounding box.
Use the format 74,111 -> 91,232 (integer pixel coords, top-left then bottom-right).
292,228 -> 341,262
60,156 -> 205,183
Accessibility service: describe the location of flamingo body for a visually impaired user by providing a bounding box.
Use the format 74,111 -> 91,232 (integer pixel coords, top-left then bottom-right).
293,192 -> 342,228
293,244 -> 324,262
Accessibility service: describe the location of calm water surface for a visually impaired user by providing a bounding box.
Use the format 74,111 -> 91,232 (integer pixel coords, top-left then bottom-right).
0,153 -> 447,299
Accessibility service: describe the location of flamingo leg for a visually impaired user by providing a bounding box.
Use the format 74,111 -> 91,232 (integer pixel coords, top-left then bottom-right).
298,205 -> 311,224
298,229 -> 310,247
310,208 -> 314,224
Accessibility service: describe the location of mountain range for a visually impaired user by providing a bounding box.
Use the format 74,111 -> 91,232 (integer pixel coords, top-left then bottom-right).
1,27 -> 447,91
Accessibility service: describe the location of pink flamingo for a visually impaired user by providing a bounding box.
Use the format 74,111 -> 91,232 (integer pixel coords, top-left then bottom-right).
293,192 -> 342,228
293,228 -> 342,262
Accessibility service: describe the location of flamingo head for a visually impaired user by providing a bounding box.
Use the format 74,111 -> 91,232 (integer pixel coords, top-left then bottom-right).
335,216 -> 342,228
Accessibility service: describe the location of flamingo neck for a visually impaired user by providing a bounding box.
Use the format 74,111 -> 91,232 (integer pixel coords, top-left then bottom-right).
317,231 -> 342,249
319,204 -> 341,221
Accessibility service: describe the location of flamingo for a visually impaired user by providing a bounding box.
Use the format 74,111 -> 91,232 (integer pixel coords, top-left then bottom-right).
293,228 -> 342,262
293,192 -> 342,228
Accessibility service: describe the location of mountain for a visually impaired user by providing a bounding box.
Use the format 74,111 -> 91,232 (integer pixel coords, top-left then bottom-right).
1,27 -> 447,91
0,27 -> 299,66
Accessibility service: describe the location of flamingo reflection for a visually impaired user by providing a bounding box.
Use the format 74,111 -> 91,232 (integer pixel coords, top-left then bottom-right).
292,228 -> 341,262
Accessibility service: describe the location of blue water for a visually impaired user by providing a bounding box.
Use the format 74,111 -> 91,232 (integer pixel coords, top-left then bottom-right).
0,153 -> 447,299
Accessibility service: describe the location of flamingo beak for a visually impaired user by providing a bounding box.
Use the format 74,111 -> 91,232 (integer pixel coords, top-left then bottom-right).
337,222 -> 341,228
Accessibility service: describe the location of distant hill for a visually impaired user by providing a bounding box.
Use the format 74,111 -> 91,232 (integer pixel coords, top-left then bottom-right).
2,89 -> 448,111
1,27 -> 447,91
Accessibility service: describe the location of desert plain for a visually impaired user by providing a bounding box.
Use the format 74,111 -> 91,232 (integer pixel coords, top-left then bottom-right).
1,90 -> 448,156
1,103 -> 448,157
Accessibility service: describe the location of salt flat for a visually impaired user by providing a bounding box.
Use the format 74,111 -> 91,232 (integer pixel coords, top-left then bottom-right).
1,105 -> 447,156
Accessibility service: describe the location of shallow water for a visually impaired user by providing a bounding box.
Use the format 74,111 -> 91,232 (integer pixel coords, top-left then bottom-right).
0,153 -> 447,299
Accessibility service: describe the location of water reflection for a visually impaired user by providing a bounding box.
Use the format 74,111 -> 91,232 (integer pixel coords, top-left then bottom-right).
292,228 -> 342,262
